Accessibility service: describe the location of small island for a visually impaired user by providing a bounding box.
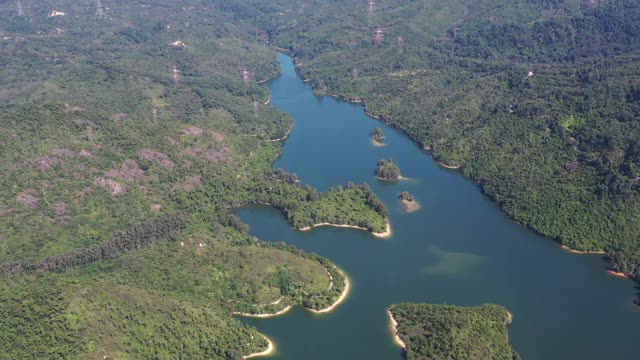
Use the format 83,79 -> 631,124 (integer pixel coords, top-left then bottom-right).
399,192 -> 420,213
388,303 -> 519,360
377,159 -> 401,180
371,127 -> 385,146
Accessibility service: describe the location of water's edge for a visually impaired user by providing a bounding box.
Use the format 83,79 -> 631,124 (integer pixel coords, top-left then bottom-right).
235,53 -> 640,360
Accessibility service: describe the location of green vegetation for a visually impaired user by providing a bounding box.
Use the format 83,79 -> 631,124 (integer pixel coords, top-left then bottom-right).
372,127 -> 385,143
4,0 -> 640,356
377,159 -> 402,180
0,230 -> 345,359
390,304 -> 519,360
219,0 -> 640,286
0,1 -> 390,357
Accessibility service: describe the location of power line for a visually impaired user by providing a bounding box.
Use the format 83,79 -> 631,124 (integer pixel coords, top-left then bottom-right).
368,1 -> 376,16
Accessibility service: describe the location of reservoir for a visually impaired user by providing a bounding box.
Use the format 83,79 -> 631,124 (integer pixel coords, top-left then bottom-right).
236,54 -> 640,359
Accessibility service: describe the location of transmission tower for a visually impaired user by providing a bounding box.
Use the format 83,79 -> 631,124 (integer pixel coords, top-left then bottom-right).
352,68 -> 359,81
172,65 -> 180,86
243,70 -> 250,87
374,28 -> 384,45
86,126 -> 94,146
368,1 -> 376,16
95,0 -> 104,18
16,0 -> 24,17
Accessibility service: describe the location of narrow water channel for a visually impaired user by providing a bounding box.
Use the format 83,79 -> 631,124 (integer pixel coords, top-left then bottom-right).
236,54 -> 640,360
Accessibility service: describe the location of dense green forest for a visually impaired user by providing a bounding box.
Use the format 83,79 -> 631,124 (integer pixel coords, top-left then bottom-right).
377,159 -> 401,180
390,304 -> 519,360
3,0 -> 640,357
0,230 -> 349,359
214,0 -> 640,285
0,1 -> 388,358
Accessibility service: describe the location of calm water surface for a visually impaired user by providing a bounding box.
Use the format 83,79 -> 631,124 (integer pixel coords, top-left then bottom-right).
236,54 -> 640,359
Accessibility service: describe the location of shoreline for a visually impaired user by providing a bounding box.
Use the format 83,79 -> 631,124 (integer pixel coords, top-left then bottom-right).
372,139 -> 386,147
506,310 -> 513,325
265,124 -> 294,142
331,94 -> 363,103
263,96 -> 271,105
401,199 -> 421,213
365,110 -> 382,119
608,270 -> 629,278
560,245 -> 606,255
437,162 -> 461,170
387,309 -> 407,351
307,268 -> 351,314
299,220 -> 392,239
234,268 -> 351,317
243,335 -> 275,359
376,176 -> 411,182
289,58 -> 638,295
373,222 -> 392,238
233,305 -> 293,318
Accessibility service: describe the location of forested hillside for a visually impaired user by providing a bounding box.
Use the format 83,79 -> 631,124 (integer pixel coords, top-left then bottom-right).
3,0 -> 640,357
221,0 -> 640,284
0,1 -> 388,358
390,304 -> 518,360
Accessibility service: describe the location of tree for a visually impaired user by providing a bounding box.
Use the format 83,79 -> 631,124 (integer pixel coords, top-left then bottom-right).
371,127 -> 385,143
376,159 -> 401,180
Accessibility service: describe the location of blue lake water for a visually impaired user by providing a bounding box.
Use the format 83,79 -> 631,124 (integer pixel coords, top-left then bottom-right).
236,54 -> 640,359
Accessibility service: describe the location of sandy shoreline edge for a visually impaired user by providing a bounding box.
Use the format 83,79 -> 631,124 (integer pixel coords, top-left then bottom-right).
560,245 -> 606,255
401,199 -> 421,213
372,139 -> 386,147
232,305 -> 293,319
243,335 -> 275,359
387,308 -> 407,351
234,266 -> 351,318
308,268 -> 351,314
608,270 -> 629,278
437,162 -> 461,170
331,94 -> 363,103
265,124 -> 294,142
376,176 -> 412,182
299,221 -> 392,239
365,110 -> 382,119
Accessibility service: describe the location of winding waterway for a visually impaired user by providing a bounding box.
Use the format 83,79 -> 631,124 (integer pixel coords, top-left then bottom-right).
236,54 -> 640,359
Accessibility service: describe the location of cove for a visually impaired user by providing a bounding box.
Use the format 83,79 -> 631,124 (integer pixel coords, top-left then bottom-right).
235,54 -> 640,359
